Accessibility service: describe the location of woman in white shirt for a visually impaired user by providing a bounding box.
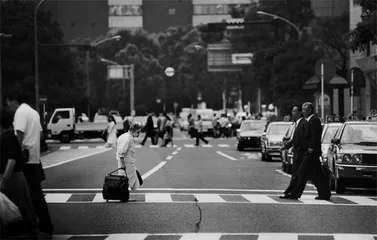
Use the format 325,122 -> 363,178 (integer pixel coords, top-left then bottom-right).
116,122 -> 143,192
105,116 -> 117,148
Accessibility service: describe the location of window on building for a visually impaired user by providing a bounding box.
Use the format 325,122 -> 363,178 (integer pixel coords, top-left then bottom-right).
193,4 -> 230,15
108,5 -> 142,16
168,8 -> 176,15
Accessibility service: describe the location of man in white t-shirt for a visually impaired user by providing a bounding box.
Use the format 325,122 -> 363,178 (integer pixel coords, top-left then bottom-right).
6,93 -> 54,238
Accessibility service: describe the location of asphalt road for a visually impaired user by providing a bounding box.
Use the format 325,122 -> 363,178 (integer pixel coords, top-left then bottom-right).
38,134 -> 377,240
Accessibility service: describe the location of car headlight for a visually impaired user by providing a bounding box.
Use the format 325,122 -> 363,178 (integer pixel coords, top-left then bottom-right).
342,154 -> 352,164
352,154 -> 362,164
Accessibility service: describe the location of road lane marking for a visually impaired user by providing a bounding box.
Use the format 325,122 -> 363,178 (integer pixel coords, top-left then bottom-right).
299,195 -> 333,205
202,144 -> 212,147
43,188 -> 318,193
44,193 -> 71,203
242,194 -> 278,204
218,144 -> 230,147
135,145 -> 142,148
172,151 -> 178,155
333,234 -> 375,240
166,156 -> 173,160
216,151 -> 237,161
96,145 -> 105,149
145,193 -> 172,202
78,146 -> 89,149
42,193 -> 377,206
194,194 -> 226,203
43,148 -> 112,169
150,145 -> 160,148
177,147 -> 182,151
342,196 -> 377,206
59,146 -> 71,150
184,144 -> 195,148
180,233 -> 222,240
49,233 -> 377,240
258,233 -> 297,240
141,161 -> 166,180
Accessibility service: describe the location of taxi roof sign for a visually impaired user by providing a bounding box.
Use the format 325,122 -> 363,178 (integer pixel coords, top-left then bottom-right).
367,109 -> 377,121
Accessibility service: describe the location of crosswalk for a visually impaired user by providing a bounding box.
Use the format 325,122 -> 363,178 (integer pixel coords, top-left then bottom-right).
57,144 -> 233,150
48,233 -> 377,240
43,193 -> 377,206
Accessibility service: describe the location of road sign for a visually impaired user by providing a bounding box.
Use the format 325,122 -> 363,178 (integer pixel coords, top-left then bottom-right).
165,67 -> 175,77
232,53 -> 253,64
107,65 -> 129,79
39,96 -> 47,103
315,59 -> 336,82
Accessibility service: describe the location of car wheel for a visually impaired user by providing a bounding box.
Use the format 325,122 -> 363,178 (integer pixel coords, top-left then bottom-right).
265,153 -> 272,161
59,132 -> 71,144
287,165 -> 292,174
282,162 -> 286,172
335,177 -> 346,194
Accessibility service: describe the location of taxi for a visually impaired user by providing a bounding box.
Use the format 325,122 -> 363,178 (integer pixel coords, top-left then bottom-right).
236,119 -> 268,151
321,122 -> 343,165
261,121 -> 294,161
327,114 -> 377,193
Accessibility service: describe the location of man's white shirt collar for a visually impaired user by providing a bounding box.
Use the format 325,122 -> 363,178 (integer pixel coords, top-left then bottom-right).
296,117 -> 303,125
306,114 -> 315,121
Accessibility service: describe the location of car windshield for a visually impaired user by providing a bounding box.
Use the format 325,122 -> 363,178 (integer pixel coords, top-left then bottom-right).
341,124 -> 377,144
323,125 -> 340,143
267,124 -> 291,136
240,121 -> 266,131
196,112 -> 213,120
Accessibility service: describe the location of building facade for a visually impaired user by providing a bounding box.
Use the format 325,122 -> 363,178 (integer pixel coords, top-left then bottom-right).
349,2 -> 377,116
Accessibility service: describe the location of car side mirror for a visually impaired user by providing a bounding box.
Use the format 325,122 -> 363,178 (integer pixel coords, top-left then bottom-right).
262,133 -> 266,137
282,136 -> 290,142
331,138 -> 340,144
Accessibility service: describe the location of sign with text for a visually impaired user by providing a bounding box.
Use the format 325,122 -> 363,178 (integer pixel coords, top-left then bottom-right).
232,53 -> 253,65
107,65 -> 129,80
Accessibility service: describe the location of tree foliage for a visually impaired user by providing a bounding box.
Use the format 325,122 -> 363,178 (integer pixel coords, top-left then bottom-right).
1,0 -> 85,113
349,0 -> 377,52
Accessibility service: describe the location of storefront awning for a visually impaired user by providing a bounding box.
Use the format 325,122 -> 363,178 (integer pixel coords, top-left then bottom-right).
303,75 -> 349,90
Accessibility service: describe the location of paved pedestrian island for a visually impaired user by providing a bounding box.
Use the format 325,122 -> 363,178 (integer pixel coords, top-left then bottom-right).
50,233 -> 377,240
43,193 -> 377,206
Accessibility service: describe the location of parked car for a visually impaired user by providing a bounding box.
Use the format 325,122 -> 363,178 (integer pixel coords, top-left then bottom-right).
236,119 -> 268,151
321,122 -> 343,166
281,123 -> 296,173
261,121 -> 294,161
327,119 -> 377,193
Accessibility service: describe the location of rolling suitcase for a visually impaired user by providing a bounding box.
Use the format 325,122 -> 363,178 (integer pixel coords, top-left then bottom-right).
102,168 -> 129,202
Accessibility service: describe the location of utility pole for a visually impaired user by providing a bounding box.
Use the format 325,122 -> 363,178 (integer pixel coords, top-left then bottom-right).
130,64 -> 135,116
85,50 -> 91,119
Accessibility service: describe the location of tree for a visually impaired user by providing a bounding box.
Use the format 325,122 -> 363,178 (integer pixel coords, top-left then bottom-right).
349,0 -> 377,52
1,0 -> 84,113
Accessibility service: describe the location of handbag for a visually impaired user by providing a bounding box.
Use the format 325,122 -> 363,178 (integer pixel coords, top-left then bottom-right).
0,192 -> 23,225
102,168 -> 129,202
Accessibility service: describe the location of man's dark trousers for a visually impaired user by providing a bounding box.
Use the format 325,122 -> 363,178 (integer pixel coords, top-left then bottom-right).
23,163 -> 54,234
283,149 -> 304,195
289,153 -> 331,198
141,131 -> 155,145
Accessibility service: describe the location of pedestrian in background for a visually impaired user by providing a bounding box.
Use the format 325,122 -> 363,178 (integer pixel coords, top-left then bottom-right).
286,102 -> 331,200
116,122 -> 143,195
141,112 -> 155,146
187,113 -> 196,138
105,115 -> 117,148
195,115 -> 209,146
279,105 -> 306,199
161,119 -> 174,147
0,107 -> 40,239
155,112 -> 162,145
6,93 -> 54,238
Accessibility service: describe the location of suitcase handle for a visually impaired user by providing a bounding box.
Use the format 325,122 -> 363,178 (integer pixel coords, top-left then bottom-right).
108,167 -> 127,177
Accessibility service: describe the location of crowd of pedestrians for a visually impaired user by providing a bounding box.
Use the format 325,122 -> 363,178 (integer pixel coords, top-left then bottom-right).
1,92 -> 54,239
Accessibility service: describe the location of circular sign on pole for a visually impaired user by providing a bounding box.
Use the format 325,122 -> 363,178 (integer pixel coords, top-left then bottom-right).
346,67 -> 365,87
315,59 -> 336,82
173,102 -> 179,109
165,67 -> 175,77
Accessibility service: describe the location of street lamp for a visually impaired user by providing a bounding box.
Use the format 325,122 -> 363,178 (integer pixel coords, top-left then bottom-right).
256,10 -> 301,39
34,0 -> 47,114
85,35 -> 121,118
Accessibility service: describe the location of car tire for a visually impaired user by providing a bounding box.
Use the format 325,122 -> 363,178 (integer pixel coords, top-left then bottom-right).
287,165 -> 292,174
59,132 -> 71,144
265,153 -> 272,161
282,162 -> 286,172
335,177 -> 346,194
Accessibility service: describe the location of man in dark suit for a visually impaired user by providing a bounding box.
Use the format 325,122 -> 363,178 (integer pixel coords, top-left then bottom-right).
141,112 -> 155,145
279,105 -> 306,198
287,102 -> 331,200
